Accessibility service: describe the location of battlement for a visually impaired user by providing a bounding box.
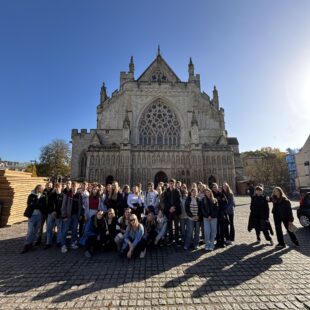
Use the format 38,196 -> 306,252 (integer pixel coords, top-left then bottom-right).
71,129 -> 93,138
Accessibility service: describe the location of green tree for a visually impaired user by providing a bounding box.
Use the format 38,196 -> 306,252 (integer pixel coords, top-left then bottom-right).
243,147 -> 290,191
38,139 -> 71,177
25,163 -> 38,177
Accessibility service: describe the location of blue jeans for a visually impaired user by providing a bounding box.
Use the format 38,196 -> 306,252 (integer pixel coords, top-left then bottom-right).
203,217 -> 218,247
46,214 -> 62,245
185,219 -> 200,249
25,213 -> 42,245
61,214 -> 79,246
180,218 -> 187,243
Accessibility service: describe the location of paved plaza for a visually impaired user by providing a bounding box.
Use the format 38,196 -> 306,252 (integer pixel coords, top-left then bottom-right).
0,196 -> 310,309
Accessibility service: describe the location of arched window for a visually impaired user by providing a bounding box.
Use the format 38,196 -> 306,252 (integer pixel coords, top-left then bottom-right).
139,100 -> 180,146
79,151 -> 87,179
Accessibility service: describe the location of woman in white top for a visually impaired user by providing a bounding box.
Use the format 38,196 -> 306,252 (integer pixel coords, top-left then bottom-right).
127,185 -> 142,221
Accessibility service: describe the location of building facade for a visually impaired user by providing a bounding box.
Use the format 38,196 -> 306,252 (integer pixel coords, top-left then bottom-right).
295,135 -> 310,188
285,149 -> 298,192
71,50 -> 243,188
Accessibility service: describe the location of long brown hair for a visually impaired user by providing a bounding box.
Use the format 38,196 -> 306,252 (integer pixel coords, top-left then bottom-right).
272,186 -> 288,202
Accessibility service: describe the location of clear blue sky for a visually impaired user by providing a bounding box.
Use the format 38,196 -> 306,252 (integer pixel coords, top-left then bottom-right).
1,0 -> 310,162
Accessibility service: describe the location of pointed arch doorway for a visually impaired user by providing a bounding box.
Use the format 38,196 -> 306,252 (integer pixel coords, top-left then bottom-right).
154,171 -> 168,188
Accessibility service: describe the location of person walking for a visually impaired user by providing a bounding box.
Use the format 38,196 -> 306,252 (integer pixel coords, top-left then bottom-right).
271,186 -> 299,247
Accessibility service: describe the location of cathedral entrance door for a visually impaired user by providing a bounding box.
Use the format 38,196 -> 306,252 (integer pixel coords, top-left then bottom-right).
154,171 -> 168,188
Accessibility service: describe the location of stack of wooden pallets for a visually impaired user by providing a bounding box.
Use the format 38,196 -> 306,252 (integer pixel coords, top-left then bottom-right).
0,170 -> 46,227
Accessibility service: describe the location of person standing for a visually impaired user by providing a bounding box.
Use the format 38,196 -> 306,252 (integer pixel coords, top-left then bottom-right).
145,182 -> 159,214
45,183 -> 64,249
201,187 -> 219,251
61,181 -> 83,253
163,179 -> 181,245
184,188 -> 202,250
211,183 -> 228,248
127,185 -> 143,221
179,185 -> 188,244
21,185 -> 46,254
272,187 -> 299,247
248,186 -> 273,245
222,182 -> 235,245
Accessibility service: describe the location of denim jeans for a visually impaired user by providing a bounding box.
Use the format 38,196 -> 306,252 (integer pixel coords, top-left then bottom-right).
25,213 -> 42,245
203,217 -> 218,247
180,218 -> 187,243
46,213 -> 63,245
61,214 -> 79,246
185,219 -> 200,249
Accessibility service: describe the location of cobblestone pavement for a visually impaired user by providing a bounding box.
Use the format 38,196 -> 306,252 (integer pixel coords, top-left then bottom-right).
0,197 -> 310,309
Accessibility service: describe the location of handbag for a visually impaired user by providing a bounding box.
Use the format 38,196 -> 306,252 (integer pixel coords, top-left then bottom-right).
288,222 -> 298,233
23,205 -> 33,218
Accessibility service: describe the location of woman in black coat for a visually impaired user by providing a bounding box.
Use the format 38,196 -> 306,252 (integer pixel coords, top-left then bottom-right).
248,186 -> 273,245
272,186 -> 299,247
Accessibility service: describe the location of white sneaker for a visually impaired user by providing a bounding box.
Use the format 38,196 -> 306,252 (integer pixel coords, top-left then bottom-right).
71,243 -> 79,250
61,245 -> 67,253
139,248 -> 146,258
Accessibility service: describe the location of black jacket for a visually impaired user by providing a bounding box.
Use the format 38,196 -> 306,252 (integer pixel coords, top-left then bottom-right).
48,191 -> 64,218
105,192 -> 123,215
24,192 -> 46,218
272,198 -> 294,223
200,197 -> 219,219
163,188 -> 181,216
212,190 -> 227,219
248,195 -> 272,233
250,195 -> 270,220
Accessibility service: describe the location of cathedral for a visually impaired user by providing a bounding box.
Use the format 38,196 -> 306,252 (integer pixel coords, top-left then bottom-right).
71,48 -> 243,189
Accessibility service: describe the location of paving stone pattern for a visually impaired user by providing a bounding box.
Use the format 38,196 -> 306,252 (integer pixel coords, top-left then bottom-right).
0,197 -> 310,309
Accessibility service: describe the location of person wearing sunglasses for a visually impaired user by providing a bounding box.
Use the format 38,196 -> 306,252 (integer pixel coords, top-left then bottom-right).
120,214 -> 146,259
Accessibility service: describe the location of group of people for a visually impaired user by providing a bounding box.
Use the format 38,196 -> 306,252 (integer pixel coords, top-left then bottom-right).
21,178 -> 299,259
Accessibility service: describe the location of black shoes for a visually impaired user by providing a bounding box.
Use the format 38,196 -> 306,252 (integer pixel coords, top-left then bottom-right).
44,244 -> 52,250
20,244 -> 32,254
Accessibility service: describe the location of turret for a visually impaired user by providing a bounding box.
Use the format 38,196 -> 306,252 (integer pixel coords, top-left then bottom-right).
129,56 -> 134,76
212,85 -> 219,109
100,82 -> 108,104
188,57 -> 194,79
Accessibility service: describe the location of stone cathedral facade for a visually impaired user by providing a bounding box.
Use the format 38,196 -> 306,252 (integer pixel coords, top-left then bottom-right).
71,49 -> 243,189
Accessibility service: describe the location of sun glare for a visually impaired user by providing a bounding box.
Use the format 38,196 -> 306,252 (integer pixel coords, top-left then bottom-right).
286,60 -> 310,121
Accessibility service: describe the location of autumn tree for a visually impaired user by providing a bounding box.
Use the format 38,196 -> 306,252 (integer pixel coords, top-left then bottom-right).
37,139 -> 71,177
242,148 -> 290,191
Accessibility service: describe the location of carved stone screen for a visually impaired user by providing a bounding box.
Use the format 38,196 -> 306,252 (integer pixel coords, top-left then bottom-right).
139,100 -> 181,146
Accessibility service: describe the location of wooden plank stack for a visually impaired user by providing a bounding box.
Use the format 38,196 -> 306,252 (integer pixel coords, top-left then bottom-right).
0,170 -> 47,227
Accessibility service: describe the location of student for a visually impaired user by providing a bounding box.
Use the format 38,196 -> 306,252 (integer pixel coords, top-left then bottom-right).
120,214 -> 145,259
103,208 -> 118,250
80,210 -> 107,258
115,208 -> 132,250
61,181 -> 83,253
119,185 -> 130,218
184,188 -> 202,250
127,185 -> 143,220
201,187 -> 219,251
154,209 -> 168,246
272,186 -> 299,247
21,185 -> 46,254
248,185 -> 273,245
36,181 -> 53,245
84,186 -> 102,221
79,181 -> 89,237
105,181 -> 122,217
179,186 -> 188,244
142,211 -> 158,247
63,180 -> 72,195
145,182 -> 159,214
45,183 -> 64,249
163,179 -> 181,245
211,183 -> 228,248
222,182 -> 235,245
